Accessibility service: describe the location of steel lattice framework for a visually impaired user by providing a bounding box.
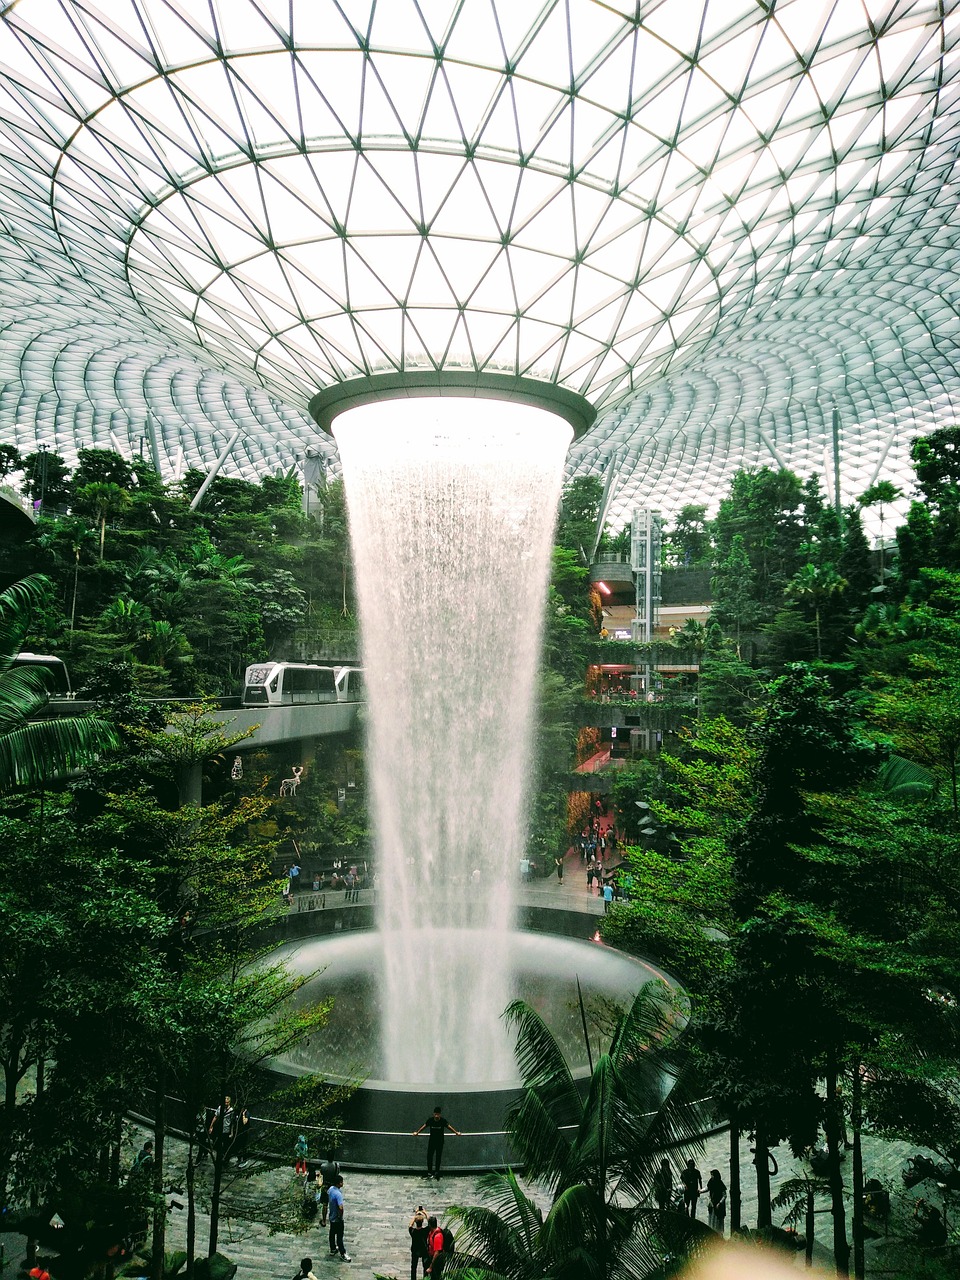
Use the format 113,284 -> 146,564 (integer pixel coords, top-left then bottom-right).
0,0 -> 958,524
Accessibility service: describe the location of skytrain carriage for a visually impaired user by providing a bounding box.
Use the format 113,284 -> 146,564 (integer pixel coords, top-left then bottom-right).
335,666 -> 364,702
242,661 -> 339,707
12,652 -> 73,698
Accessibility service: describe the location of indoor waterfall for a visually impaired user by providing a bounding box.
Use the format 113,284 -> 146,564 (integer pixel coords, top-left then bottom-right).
333,398 -> 571,1084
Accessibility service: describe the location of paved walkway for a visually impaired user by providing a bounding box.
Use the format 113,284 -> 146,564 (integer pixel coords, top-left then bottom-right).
149,1124 -> 933,1279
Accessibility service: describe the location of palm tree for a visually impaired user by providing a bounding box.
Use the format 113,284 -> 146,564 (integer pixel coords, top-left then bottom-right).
786,563 -> 847,660
858,481 -> 901,588
74,480 -> 132,559
0,575 -> 118,789
449,983 -> 712,1280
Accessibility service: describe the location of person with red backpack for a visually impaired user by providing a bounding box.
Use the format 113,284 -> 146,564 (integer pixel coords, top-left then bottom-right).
426,1216 -> 443,1261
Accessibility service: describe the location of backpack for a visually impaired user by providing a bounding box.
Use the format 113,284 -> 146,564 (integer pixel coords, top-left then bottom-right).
441,1226 -> 455,1256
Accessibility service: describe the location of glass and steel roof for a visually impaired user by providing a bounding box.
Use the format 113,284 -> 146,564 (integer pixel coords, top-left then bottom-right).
0,0 -> 957,522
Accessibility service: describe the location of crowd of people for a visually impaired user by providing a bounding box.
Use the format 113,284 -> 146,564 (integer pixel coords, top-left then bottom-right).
283,858 -> 371,906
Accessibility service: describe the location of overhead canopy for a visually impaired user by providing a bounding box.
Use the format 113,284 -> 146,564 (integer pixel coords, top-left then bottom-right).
0,0 -> 955,521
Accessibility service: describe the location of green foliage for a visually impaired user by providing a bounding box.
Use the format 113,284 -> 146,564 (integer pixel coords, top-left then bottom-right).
665,505 -> 711,567
450,985 -> 712,1280
0,575 -> 118,789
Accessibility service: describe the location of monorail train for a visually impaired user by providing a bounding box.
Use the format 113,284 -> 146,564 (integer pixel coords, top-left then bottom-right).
335,666 -> 364,702
241,661 -> 364,708
12,652 -> 72,697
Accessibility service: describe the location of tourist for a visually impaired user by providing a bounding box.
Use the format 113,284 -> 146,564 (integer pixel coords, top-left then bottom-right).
653,1159 -> 672,1211
554,853 -> 564,883
914,1200 -> 947,1247
128,1139 -> 154,1179
312,871 -> 320,892
409,1207 -> 431,1280
603,880 -> 614,912
294,1132 -> 309,1175
293,1256 -> 320,1280
426,1216 -> 443,1261
289,861 -> 300,892
707,1169 -> 727,1233
327,1174 -> 351,1261
413,1106 -> 462,1180
207,1094 -> 235,1163
234,1103 -> 251,1166
319,1150 -> 341,1227
681,1158 -> 703,1217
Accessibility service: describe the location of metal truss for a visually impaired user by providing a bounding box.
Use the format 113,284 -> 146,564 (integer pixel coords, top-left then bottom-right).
0,0 -> 957,522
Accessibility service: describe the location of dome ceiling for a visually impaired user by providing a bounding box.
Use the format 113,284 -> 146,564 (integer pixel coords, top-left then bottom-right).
0,0 -> 957,521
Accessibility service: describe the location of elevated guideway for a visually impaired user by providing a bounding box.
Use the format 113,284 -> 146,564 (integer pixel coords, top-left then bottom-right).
206,701 -> 360,747
38,698 -> 362,749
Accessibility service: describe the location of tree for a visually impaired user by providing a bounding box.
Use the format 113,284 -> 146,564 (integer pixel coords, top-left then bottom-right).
556,475 -> 604,561
858,480 -> 901,588
73,481 -> 132,559
20,450 -> 71,509
710,534 -> 763,658
838,505 -> 874,616
712,468 -> 804,612
0,444 -> 23,480
666,505 -> 711,567
701,666 -> 877,1264
785,563 -> 847,660
0,576 -> 117,790
450,984 -> 711,1280
866,570 -> 960,817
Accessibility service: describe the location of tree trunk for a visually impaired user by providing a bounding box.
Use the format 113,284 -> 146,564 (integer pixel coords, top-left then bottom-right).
185,1139 -> 197,1280
824,1062 -> 850,1276
851,1061 -> 865,1280
151,1076 -> 167,1280
754,1120 -> 772,1229
729,1117 -> 742,1234
208,1143 -> 223,1257
805,1189 -> 815,1267
26,1052 -> 44,1270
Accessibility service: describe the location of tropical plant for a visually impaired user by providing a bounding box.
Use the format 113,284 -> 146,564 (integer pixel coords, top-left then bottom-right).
785,562 -> 847,660
0,575 -> 118,789
449,984 -> 712,1280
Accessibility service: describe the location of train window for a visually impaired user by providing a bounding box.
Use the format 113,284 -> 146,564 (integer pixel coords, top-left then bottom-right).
269,674 -> 279,692
284,666 -> 336,701
246,666 -> 271,686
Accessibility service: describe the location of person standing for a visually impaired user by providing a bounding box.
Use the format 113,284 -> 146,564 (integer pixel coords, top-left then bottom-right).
554,854 -> 564,883
409,1207 -> 431,1280
706,1169 -> 727,1233
413,1107 -> 461,1180
208,1094 -> 235,1164
426,1217 -> 443,1263
681,1158 -> 703,1218
327,1174 -> 351,1262
233,1104 -> 251,1167
318,1150 -> 341,1227
652,1160 -> 673,1212
602,881 -> 614,912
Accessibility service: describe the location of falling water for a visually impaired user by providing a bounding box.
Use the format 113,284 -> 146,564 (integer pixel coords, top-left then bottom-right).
333,399 -> 571,1084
